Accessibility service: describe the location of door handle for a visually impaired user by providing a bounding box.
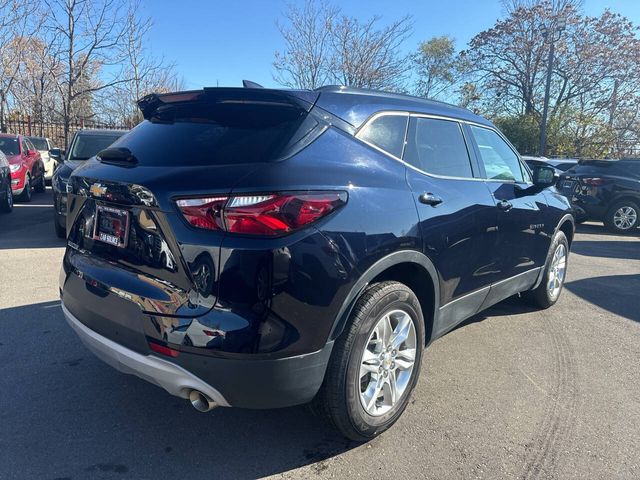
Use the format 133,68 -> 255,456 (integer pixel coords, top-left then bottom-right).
419,193 -> 443,206
497,199 -> 513,211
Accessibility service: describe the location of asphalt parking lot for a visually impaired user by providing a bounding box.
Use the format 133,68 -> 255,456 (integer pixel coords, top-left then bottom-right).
0,188 -> 638,480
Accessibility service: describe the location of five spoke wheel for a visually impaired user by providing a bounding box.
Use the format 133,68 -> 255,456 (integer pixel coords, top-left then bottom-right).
359,309 -> 416,416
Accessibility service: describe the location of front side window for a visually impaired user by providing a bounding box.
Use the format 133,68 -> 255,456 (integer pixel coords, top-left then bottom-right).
68,134 -> 124,161
403,117 -> 474,178
357,114 -> 408,158
470,125 -> 525,182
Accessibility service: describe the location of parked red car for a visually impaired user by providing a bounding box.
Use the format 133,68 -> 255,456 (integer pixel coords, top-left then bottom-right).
0,134 -> 46,202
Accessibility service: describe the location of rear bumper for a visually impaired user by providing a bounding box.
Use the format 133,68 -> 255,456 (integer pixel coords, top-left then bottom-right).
62,302 -> 333,409
62,303 -> 230,406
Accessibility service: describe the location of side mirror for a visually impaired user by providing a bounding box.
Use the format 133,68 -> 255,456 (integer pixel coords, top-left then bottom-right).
27,149 -> 37,156
532,165 -> 556,187
49,148 -> 64,163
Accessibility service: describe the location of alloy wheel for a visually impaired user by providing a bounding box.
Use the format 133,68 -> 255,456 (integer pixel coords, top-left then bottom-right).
613,206 -> 637,231
359,309 -> 417,417
547,243 -> 567,300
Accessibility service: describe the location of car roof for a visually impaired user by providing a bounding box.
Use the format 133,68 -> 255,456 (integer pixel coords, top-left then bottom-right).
0,133 -> 21,139
313,85 -> 494,128
75,129 -> 127,136
142,85 -> 494,130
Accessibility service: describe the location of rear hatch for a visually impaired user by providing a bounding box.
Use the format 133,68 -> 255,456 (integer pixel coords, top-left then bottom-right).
558,160 -> 620,196
62,88 -> 321,325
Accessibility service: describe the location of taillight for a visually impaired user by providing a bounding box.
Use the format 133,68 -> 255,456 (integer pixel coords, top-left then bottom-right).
176,192 -> 347,236
582,177 -> 609,186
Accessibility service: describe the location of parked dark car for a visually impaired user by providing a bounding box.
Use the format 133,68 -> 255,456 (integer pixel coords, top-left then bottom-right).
51,129 -> 127,238
0,133 -> 45,202
0,150 -> 12,213
60,86 -> 574,440
558,159 -> 640,233
522,156 -> 578,176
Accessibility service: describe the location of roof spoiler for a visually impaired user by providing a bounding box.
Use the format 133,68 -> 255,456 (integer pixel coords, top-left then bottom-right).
137,87 -> 320,120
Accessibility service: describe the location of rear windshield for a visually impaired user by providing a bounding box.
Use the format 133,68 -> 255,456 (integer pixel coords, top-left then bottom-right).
111,102 -> 308,166
567,161 -> 634,176
28,137 -> 48,150
0,137 -> 19,156
69,133 -> 125,161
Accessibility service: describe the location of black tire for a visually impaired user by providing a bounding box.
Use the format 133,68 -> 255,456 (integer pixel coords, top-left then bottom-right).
17,175 -> 31,202
0,183 -> 12,213
34,169 -> 46,193
54,209 -> 66,238
313,281 -> 425,441
604,200 -> 639,234
523,231 -> 569,309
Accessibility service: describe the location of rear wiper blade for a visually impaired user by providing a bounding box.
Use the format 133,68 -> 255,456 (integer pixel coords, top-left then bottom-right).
96,147 -> 138,167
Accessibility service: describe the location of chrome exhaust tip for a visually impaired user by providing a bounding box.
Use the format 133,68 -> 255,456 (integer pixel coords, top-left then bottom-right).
189,390 -> 218,412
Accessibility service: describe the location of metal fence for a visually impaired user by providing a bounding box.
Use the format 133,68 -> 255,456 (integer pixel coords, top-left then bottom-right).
3,115 -> 131,149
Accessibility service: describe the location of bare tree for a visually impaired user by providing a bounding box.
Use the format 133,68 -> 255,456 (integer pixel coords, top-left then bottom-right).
43,0 -> 138,146
329,14 -> 412,90
274,0 -> 412,91
0,0 -> 40,131
273,0 -> 337,89
95,0 -> 182,125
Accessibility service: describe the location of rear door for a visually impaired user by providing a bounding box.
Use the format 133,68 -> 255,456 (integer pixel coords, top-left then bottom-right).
401,115 -> 499,334
467,124 -> 549,284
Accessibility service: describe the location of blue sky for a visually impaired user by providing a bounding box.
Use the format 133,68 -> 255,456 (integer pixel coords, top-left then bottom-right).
145,0 -> 640,90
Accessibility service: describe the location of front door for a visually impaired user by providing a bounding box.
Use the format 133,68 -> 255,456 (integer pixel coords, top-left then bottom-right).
467,124 -> 548,284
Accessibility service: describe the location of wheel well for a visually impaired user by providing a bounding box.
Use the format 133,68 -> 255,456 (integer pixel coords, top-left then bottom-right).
559,220 -> 574,247
371,262 -> 435,344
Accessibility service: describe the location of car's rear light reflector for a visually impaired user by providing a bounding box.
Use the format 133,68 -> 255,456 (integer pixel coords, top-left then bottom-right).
582,177 -> 609,186
149,341 -> 180,357
176,192 -> 347,236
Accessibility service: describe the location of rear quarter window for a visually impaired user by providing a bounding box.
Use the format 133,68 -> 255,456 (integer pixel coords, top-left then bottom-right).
357,114 -> 408,158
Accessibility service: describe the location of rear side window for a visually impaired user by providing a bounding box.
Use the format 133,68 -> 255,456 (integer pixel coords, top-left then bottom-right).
113,102 -> 308,166
470,125 -> 524,182
357,114 -> 408,158
403,117 -> 474,178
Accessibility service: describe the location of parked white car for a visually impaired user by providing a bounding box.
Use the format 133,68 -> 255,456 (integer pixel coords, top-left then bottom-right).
27,136 -> 56,181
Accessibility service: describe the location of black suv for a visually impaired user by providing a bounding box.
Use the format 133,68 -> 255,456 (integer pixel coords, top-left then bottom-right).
51,129 -> 127,238
60,86 -> 574,440
558,159 -> 640,233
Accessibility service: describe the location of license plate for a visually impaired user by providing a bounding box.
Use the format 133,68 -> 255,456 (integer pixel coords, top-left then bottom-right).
93,205 -> 130,248
561,180 -> 574,190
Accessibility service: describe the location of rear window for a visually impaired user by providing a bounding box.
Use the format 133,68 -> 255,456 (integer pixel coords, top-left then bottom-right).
69,133 -> 125,161
567,161 -> 636,176
112,103 -> 308,166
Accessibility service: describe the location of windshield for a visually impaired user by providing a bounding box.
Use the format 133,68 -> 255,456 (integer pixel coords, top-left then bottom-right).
28,137 -> 48,150
0,137 -> 20,156
68,133 -> 124,161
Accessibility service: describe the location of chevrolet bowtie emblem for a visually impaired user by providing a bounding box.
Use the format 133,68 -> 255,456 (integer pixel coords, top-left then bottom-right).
90,183 -> 107,197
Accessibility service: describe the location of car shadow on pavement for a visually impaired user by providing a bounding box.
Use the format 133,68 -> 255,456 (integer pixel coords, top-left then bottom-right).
0,301 -> 356,480
565,274 -> 640,323
575,222 -> 640,238
572,240 -> 640,260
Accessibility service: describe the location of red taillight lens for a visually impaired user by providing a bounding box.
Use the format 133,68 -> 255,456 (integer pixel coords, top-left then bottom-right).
582,177 -> 608,186
176,196 -> 227,230
176,192 -> 347,236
